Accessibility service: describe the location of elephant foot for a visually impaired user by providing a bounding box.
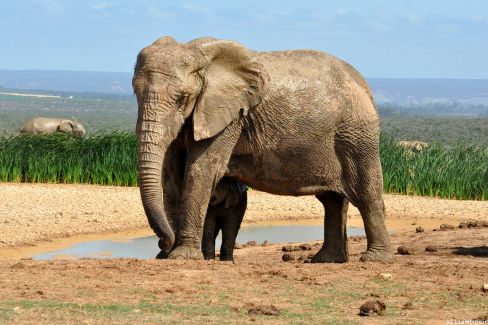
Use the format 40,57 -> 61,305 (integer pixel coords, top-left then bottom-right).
359,248 -> 393,262
219,254 -> 234,262
168,245 -> 204,260
311,245 -> 348,263
203,253 -> 215,260
202,248 -> 216,260
155,250 -> 169,259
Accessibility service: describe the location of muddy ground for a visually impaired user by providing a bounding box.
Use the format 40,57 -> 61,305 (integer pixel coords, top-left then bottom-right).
0,183 -> 487,324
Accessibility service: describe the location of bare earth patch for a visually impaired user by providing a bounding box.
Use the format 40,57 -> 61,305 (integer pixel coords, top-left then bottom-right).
0,183 -> 487,323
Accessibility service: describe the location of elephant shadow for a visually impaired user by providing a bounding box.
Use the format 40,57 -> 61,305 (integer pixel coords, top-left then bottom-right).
453,246 -> 488,257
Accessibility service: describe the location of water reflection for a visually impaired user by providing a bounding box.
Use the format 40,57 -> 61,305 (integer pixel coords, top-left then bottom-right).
34,225 -> 365,260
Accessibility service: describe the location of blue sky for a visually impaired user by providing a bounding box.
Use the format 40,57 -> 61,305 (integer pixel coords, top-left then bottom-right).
0,0 -> 487,78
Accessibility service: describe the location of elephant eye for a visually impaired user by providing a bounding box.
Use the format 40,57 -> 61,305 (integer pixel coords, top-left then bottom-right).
176,94 -> 189,107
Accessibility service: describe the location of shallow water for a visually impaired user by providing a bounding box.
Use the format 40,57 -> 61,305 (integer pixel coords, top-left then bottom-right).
33,225 -> 365,260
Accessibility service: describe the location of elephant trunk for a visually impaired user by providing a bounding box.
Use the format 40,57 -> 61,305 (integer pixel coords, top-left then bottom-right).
137,112 -> 175,252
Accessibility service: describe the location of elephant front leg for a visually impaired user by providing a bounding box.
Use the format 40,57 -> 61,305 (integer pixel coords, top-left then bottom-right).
167,127 -> 241,260
167,173 -> 213,260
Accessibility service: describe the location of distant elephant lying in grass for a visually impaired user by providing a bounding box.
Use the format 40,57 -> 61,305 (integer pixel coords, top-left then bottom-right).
398,140 -> 428,152
202,177 -> 247,261
21,117 -> 86,137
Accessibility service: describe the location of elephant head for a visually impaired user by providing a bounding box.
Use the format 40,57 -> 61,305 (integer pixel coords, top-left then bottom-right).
59,119 -> 86,138
132,36 -> 268,252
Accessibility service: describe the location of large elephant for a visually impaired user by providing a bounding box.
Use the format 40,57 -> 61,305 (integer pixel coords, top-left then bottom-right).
133,36 -> 392,263
21,117 -> 86,137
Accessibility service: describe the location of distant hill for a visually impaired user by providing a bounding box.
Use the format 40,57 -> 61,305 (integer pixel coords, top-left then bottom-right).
368,78 -> 488,106
0,70 -> 132,95
1,69 -> 487,115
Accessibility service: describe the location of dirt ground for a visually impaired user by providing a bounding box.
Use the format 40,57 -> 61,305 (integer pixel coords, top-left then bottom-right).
0,183 -> 487,324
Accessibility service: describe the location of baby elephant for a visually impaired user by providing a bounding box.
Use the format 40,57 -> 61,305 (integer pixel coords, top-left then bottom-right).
202,177 -> 247,261
21,117 -> 86,137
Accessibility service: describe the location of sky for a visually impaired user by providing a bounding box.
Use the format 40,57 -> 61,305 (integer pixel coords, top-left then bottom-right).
0,0 -> 487,78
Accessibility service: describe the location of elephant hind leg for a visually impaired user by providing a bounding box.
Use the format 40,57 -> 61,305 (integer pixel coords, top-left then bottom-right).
355,197 -> 393,262
311,192 -> 349,263
339,140 -> 393,262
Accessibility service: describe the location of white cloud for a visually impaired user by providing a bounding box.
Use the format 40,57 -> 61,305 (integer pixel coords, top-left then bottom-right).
92,2 -> 110,11
40,0 -> 65,15
472,16 -> 488,23
333,9 -> 346,15
182,3 -> 212,14
401,12 -> 423,26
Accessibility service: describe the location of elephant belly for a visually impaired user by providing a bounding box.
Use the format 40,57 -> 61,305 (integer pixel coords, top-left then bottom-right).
227,150 -> 342,196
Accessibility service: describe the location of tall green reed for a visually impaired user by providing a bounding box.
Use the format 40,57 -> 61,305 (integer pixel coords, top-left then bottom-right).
0,133 -> 486,200
0,133 -> 137,186
380,135 -> 487,200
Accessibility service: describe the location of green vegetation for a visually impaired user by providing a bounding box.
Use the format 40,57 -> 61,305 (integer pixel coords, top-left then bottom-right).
381,136 -> 488,200
0,132 -> 486,200
0,300 -> 239,324
0,133 -> 137,186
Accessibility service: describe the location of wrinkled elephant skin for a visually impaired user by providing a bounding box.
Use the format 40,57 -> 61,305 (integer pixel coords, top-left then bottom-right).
133,36 -> 392,263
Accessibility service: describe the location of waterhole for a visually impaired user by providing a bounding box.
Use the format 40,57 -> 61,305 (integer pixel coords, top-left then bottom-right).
33,225 -> 365,260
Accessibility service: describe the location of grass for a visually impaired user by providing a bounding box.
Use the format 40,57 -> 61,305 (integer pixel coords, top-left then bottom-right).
0,300 -> 239,324
0,133 -> 137,186
0,133 -> 486,200
0,277 -> 486,324
380,135 -> 488,200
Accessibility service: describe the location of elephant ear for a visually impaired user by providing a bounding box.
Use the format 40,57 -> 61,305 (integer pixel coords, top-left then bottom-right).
59,120 -> 73,133
189,38 -> 269,141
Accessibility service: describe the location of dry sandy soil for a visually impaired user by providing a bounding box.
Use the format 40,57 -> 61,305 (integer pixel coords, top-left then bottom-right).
0,183 -> 487,324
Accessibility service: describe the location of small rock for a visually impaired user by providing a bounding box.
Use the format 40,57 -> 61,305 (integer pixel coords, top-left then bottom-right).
299,243 -> 312,251
425,245 -> 438,252
261,240 -> 269,246
402,301 -> 415,310
234,243 -> 243,249
298,255 -> 311,263
359,300 -> 386,316
246,241 -> 257,247
397,245 -> 416,255
379,273 -> 392,281
10,262 -> 25,269
293,246 -> 301,251
459,220 -> 488,229
282,253 -> 295,262
482,284 -> 488,293
248,305 -> 280,316
36,290 -> 44,295
440,224 -> 455,231
415,226 -> 424,233
282,245 -> 293,252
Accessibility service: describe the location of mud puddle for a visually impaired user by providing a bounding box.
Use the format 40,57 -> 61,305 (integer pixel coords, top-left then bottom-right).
33,225 -> 365,260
